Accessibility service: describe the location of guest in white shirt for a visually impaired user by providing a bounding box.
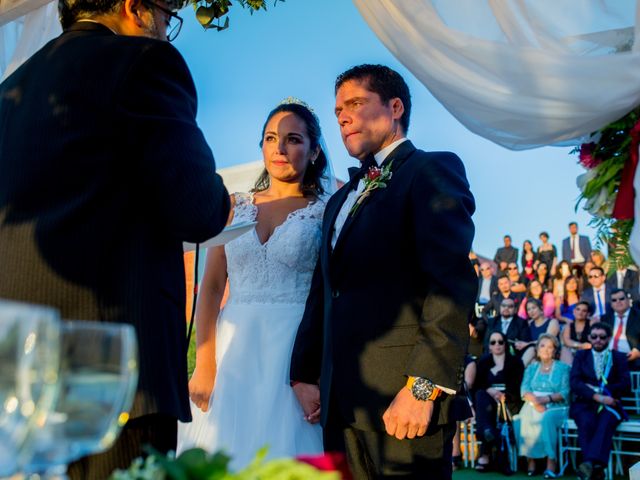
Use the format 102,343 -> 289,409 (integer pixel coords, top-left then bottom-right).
601,289 -> 640,370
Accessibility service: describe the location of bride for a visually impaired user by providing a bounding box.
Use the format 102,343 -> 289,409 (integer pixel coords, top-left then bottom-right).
177,99 -> 329,468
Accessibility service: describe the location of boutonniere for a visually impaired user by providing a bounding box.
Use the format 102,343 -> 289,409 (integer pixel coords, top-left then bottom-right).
349,160 -> 393,216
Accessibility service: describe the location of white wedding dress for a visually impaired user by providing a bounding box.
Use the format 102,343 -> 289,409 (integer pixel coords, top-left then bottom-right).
177,192 -> 324,470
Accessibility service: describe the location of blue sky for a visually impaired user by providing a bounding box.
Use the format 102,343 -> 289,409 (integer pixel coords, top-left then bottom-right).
174,0 -> 596,260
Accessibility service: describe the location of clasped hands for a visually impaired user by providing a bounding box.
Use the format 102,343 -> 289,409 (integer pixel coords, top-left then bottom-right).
293,383 -> 434,440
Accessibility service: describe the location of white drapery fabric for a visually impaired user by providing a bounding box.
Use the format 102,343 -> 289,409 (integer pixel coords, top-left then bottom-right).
352,0 -> 640,150
0,0 -> 59,81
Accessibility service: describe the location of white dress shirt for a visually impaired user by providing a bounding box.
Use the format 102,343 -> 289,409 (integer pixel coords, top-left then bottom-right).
610,309 -> 631,354
571,235 -> 585,263
331,138 -> 408,249
479,277 -> 492,304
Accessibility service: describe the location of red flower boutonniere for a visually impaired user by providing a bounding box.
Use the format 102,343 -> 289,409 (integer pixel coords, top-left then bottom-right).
349,160 -> 393,216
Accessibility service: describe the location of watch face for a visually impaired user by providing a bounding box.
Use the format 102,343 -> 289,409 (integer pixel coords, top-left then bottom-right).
411,378 -> 434,401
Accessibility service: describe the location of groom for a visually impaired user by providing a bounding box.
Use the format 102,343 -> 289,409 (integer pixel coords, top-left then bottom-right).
291,64 -> 476,478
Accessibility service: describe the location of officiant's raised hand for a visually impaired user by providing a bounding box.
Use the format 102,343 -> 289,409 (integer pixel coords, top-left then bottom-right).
382,387 -> 434,440
189,365 -> 216,412
292,382 -> 321,424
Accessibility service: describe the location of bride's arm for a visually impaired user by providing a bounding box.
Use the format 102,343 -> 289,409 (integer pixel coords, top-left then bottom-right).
189,196 -> 235,412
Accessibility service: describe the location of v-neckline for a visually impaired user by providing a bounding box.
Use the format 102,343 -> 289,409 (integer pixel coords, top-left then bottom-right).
249,193 -> 316,247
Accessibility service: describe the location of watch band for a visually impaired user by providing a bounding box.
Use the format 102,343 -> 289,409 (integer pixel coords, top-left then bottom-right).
406,376 -> 441,401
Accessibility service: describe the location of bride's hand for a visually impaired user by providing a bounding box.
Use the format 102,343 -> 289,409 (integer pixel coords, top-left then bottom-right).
189,365 -> 216,412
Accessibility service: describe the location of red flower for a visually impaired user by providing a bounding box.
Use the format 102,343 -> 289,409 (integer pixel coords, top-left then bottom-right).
296,452 -> 352,479
367,167 -> 382,181
579,142 -> 601,169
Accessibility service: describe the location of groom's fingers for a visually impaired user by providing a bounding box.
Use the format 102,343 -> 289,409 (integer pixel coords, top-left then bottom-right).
383,409 -> 397,437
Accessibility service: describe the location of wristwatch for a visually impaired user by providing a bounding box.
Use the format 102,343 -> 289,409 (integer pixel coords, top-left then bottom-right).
406,376 -> 441,401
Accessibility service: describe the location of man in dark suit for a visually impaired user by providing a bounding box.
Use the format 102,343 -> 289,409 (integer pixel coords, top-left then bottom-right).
290,64 -> 476,478
483,298 -> 532,357
606,266 -> 640,305
562,222 -> 592,276
570,322 -> 631,480
0,0 -> 230,476
581,267 -> 612,320
494,235 -> 518,272
481,275 -> 525,321
601,289 -> 640,371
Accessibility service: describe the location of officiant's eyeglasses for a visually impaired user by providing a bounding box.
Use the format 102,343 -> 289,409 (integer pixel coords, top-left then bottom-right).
142,0 -> 183,42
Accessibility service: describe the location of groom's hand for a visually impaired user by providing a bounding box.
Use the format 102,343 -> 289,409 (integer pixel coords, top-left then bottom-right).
383,387 -> 433,440
292,382 -> 321,424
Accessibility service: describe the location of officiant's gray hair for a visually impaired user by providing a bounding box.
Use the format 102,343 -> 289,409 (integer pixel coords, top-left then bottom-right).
58,0 -> 187,29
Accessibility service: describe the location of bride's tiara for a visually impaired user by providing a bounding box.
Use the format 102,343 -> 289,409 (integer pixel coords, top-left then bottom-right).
278,97 -> 319,121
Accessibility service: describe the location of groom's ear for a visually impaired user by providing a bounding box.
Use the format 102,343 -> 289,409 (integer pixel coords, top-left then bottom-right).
389,97 -> 405,121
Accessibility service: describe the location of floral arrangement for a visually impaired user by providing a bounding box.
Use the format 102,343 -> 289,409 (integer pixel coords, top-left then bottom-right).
110,448 -> 349,480
189,0 -> 284,30
350,161 -> 393,216
575,107 -> 640,269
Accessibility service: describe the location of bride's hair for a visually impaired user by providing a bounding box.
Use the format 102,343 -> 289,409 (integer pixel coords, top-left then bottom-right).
253,102 -> 328,197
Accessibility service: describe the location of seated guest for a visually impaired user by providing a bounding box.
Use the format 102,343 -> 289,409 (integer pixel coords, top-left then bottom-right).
473,331 -> 524,471
477,262 -> 498,306
527,298 -> 560,342
535,262 -> 553,292
518,279 -> 555,320
560,301 -> 592,365
482,275 -> 525,321
570,322 -> 631,480
581,267 -> 611,320
508,262 -> 528,293
553,260 -> 572,299
601,289 -> 640,371
515,334 -> 570,478
606,264 -> 640,305
556,275 -> 581,323
484,299 -> 533,362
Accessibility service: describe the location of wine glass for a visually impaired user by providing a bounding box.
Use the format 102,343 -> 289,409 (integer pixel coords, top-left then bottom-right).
21,320 -> 139,479
0,299 -> 61,478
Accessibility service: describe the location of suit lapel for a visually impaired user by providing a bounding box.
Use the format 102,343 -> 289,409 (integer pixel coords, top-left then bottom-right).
332,141 -> 416,258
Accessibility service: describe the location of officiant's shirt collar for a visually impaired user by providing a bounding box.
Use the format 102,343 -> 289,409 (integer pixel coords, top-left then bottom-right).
374,137 -> 408,166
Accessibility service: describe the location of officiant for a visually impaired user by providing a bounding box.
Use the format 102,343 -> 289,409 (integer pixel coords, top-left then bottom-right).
0,0 -> 229,477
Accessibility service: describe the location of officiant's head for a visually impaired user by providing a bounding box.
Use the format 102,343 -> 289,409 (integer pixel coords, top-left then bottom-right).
59,0 -> 186,42
254,101 -> 328,197
334,64 -> 412,161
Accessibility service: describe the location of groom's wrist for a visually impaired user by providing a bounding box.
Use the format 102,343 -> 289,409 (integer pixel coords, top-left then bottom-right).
406,376 -> 441,401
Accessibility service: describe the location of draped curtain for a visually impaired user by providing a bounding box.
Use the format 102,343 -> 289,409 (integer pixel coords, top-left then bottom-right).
352,0 -> 640,150
0,0 -> 59,81
353,0 -> 640,262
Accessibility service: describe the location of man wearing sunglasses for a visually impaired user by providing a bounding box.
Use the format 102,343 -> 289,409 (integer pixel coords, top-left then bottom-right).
569,322 -> 631,480
0,0 -> 230,478
601,289 -> 640,371
581,266 -> 611,320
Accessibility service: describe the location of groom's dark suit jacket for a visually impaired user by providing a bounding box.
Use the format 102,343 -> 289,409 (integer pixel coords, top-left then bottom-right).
291,141 -> 476,431
0,22 -> 229,422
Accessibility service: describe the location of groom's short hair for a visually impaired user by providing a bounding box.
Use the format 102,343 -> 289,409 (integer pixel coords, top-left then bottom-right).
335,64 -> 412,133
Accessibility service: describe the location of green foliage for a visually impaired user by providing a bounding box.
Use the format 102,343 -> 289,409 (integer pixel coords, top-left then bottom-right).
110,447 -> 340,480
574,107 -> 640,269
190,0 -> 285,31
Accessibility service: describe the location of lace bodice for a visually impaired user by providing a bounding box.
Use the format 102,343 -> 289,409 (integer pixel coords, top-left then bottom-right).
224,192 -> 325,305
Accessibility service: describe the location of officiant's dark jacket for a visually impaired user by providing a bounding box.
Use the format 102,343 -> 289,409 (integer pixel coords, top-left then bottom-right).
291,141 -> 476,431
0,22 -> 229,422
